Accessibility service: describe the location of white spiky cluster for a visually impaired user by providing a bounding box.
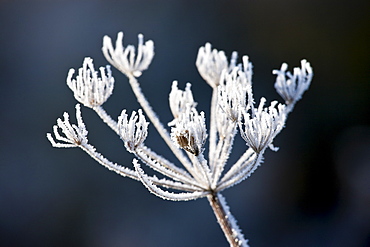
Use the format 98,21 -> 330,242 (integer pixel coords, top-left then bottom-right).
196,42 -> 238,87
218,56 -> 253,122
170,105 -> 207,156
118,109 -> 149,153
67,57 -> 114,108
47,104 -> 87,148
239,98 -> 286,153
168,81 -> 197,126
47,31 -> 313,247
273,59 -> 313,106
102,32 -> 154,77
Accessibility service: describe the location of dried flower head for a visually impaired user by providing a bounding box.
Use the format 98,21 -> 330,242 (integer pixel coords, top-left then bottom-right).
118,109 -> 149,152
47,104 -> 87,148
102,32 -> 154,77
218,57 -> 253,122
168,80 -> 197,126
171,105 -> 207,156
196,43 -> 238,88
67,57 -> 114,108
239,98 -> 286,153
273,59 -> 313,106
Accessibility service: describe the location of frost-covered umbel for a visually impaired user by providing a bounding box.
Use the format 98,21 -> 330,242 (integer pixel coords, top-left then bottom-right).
66,57 -> 114,108
47,31 -> 313,247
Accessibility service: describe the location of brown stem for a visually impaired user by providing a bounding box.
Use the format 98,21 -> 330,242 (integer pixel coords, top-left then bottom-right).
207,192 -> 248,247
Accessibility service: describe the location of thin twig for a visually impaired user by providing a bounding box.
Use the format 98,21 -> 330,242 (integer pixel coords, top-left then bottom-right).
207,192 -> 249,247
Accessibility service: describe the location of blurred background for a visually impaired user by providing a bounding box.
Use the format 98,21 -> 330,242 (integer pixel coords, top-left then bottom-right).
0,0 -> 369,246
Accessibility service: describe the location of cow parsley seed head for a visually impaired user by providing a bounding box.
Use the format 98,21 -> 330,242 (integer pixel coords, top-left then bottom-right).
47,104 -> 88,148
171,106 -> 207,156
66,57 -> 114,108
273,59 -> 313,105
239,98 -> 286,153
102,32 -> 154,77
218,62 -> 253,122
196,43 -> 238,88
168,81 -> 197,126
118,109 -> 149,152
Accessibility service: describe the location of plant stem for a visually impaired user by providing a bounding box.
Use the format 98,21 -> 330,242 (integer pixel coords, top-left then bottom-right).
93,106 -> 119,134
207,192 -> 249,247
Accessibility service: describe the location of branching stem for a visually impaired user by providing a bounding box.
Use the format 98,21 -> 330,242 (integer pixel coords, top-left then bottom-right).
127,75 -> 193,171
207,192 -> 249,247
93,105 -> 119,134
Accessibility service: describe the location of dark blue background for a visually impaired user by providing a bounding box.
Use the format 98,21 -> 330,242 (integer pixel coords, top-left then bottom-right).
1,0 -> 369,246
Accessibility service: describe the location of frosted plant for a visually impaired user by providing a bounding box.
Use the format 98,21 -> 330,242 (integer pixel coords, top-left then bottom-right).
47,31 -> 313,247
